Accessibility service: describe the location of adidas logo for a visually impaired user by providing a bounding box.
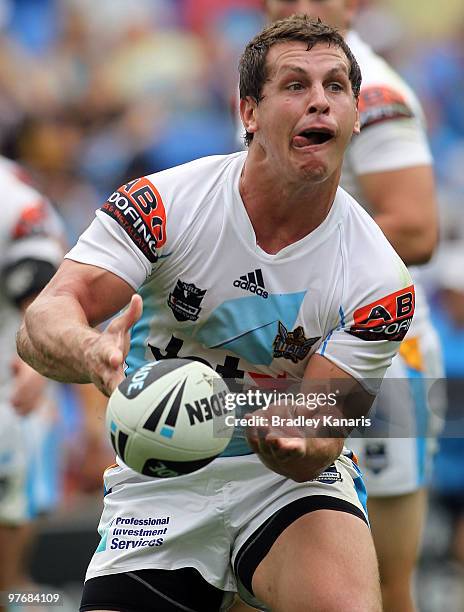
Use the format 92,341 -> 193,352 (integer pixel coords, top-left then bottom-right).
233,268 -> 268,299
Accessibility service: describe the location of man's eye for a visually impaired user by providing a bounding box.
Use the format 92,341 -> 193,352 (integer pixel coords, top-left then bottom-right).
328,82 -> 344,92
287,82 -> 304,91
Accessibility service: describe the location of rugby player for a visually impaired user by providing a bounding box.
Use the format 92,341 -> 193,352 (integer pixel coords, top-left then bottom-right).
18,16 -> 415,612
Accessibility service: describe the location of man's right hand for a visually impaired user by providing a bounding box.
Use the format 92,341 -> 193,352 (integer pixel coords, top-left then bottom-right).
84,294 -> 143,396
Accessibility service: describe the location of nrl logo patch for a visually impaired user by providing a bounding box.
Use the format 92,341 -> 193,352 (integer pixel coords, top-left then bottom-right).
273,322 -> 320,364
168,280 -> 206,322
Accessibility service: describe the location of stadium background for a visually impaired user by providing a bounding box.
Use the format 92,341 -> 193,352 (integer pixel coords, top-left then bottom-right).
1,0 -> 463,609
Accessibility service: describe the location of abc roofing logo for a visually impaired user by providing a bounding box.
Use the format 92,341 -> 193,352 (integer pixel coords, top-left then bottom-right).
233,268 -> 268,299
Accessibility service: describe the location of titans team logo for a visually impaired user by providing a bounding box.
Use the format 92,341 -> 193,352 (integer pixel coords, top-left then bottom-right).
273,322 -> 320,364
168,280 -> 207,322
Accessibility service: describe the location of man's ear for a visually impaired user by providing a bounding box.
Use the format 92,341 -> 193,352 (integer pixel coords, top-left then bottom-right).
353,106 -> 361,135
240,96 -> 258,138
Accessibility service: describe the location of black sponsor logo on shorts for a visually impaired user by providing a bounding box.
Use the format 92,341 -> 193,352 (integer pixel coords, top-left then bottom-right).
313,464 -> 342,484
273,322 -> 320,364
168,280 -> 206,322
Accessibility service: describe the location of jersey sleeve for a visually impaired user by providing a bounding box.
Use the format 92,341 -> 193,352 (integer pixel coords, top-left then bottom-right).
2,194 -> 65,305
349,85 -> 432,174
65,176 -> 168,290
317,249 -> 415,395
5,197 -> 64,262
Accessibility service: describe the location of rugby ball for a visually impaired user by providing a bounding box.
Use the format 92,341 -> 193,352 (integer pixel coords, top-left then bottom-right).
106,359 -> 234,478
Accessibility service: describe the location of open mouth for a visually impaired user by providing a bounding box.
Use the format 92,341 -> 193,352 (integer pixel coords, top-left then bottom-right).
293,128 -> 335,148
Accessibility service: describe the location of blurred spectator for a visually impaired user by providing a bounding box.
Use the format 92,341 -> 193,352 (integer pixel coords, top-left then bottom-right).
182,0 -> 262,34
0,0 -> 261,242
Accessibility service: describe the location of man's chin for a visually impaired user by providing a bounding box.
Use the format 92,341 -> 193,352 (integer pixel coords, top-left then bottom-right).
299,162 -> 329,183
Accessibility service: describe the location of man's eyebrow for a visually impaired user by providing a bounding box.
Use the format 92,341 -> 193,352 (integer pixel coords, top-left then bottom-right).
275,62 -> 350,79
276,65 -> 308,77
325,64 -> 350,79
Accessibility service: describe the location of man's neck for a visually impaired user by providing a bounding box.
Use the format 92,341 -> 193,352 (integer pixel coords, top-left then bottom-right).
239,149 -> 340,255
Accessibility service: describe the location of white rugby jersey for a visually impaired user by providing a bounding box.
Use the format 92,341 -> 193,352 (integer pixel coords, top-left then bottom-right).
67,152 -> 414,456
0,157 -> 64,402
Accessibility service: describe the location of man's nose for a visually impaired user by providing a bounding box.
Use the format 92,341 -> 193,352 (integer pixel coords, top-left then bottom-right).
307,84 -> 330,115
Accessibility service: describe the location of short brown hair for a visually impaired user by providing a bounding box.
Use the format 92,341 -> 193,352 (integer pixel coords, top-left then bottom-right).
239,14 -> 362,146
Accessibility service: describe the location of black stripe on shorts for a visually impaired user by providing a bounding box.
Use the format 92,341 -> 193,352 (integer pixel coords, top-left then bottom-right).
234,495 -> 368,596
80,567 -> 228,612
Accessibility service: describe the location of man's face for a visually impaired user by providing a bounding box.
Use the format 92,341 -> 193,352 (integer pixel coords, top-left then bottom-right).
265,0 -> 358,31
241,41 -> 360,184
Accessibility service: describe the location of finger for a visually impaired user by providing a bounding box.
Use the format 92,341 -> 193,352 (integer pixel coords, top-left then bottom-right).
107,371 -> 125,396
266,436 -> 306,460
117,294 -> 143,333
92,368 -> 124,398
108,347 -> 124,370
244,413 -> 265,453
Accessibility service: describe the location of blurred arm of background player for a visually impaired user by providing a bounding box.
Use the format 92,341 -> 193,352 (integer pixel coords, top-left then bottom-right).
10,296 -> 49,416
358,164 -> 438,265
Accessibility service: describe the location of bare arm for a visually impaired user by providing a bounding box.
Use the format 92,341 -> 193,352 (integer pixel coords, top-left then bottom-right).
246,354 -> 373,482
359,165 -> 438,265
17,259 -> 142,396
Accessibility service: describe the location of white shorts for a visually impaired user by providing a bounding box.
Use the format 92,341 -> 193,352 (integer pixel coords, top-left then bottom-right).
86,452 -> 367,606
349,323 -> 445,497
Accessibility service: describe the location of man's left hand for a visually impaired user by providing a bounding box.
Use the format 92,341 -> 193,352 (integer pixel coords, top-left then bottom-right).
245,404 -> 343,482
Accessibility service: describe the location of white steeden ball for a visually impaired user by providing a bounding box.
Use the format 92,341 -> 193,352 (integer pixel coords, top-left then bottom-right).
106,359 -> 234,478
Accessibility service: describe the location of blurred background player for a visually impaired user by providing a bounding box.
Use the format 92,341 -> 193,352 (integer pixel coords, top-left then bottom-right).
232,2 -> 444,612
429,244 -> 464,570
0,155 -> 64,610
